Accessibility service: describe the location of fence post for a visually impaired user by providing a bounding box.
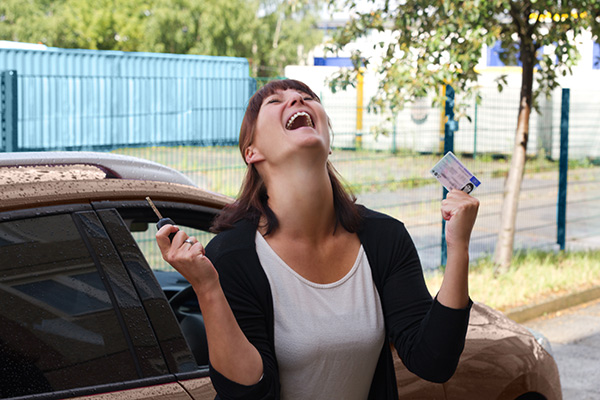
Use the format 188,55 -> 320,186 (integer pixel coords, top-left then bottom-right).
1,70 -> 18,152
391,112 -> 398,154
355,67 -> 364,149
557,88 -> 570,250
441,84 -> 456,267
473,99 -> 478,159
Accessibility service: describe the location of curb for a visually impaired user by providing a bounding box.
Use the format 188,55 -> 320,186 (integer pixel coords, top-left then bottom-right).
504,285 -> 600,323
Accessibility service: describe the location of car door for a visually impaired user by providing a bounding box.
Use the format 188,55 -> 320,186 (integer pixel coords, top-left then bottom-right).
0,205 -> 198,400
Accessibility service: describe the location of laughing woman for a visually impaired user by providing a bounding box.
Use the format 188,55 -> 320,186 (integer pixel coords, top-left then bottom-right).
156,79 -> 479,400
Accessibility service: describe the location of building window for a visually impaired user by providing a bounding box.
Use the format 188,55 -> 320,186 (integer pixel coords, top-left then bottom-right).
487,40 -> 543,68
314,57 -> 354,67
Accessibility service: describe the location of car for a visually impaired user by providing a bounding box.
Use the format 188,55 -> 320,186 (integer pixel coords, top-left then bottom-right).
0,151 -> 561,400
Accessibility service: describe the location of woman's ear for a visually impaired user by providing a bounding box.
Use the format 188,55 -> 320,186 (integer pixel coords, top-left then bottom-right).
245,146 -> 265,164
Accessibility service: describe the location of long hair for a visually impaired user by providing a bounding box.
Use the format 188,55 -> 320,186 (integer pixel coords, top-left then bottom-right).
211,79 -> 362,235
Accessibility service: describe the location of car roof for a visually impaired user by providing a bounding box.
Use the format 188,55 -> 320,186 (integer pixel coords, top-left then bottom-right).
0,151 -> 196,186
0,151 -> 234,212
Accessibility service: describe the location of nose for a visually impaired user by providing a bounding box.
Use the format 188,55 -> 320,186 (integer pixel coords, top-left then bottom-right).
288,92 -> 305,107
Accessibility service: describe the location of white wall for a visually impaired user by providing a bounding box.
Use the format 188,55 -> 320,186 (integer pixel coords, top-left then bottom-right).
285,36 -> 600,160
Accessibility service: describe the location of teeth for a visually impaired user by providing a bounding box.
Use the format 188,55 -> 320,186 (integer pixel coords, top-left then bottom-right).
286,111 -> 314,129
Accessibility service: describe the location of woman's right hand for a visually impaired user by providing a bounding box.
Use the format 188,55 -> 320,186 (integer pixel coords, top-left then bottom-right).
155,224 -> 219,294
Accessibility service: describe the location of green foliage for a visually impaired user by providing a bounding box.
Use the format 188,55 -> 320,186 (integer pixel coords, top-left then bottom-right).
0,0 -> 323,77
326,0 -> 600,111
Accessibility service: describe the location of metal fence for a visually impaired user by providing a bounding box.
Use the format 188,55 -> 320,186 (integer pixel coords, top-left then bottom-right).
0,47 -> 254,151
2,62 -> 599,270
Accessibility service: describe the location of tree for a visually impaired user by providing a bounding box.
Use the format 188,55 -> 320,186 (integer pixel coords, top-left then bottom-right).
326,0 -> 600,272
0,0 -> 323,77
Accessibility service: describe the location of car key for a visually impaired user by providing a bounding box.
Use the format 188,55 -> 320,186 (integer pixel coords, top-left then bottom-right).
146,196 -> 177,242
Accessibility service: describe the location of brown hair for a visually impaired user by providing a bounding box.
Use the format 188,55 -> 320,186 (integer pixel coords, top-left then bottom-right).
211,79 -> 362,235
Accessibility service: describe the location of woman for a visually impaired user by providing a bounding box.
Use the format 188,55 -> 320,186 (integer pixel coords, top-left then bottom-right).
156,79 -> 479,399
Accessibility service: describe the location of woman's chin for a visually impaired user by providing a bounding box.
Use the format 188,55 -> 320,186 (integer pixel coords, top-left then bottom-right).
287,130 -> 328,148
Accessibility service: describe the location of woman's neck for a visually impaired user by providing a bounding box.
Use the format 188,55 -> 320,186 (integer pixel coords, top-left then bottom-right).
261,163 -> 337,242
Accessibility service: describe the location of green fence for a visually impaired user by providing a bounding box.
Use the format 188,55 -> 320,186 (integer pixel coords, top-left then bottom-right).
2,70 -> 599,270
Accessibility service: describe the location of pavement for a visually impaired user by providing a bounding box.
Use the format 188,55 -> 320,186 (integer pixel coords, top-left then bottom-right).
504,284 -> 600,323
524,298 -> 600,400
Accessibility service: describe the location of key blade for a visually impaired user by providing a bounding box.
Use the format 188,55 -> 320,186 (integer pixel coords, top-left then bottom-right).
145,196 -> 164,220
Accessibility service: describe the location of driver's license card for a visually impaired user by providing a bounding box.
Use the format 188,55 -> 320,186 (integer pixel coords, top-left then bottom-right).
430,151 -> 481,194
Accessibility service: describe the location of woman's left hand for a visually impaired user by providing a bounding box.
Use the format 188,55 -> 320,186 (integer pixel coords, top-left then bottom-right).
441,189 -> 480,250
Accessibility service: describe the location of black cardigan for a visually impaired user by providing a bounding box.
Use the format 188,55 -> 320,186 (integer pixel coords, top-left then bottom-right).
205,207 -> 472,400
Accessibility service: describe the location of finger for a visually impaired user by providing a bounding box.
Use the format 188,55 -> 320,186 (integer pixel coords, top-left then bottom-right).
197,242 -> 206,256
446,189 -> 466,201
182,236 -> 197,248
441,208 -> 453,221
156,224 -> 179,252
169,230 -> 189,250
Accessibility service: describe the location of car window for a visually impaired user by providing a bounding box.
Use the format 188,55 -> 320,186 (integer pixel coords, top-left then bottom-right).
0,214 -> 139,398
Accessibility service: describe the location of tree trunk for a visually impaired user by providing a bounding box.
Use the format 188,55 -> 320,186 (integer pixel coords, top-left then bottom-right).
493,40 -> 536,274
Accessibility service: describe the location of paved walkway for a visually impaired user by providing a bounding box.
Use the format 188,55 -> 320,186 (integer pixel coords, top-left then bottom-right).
525,299 -> 600,400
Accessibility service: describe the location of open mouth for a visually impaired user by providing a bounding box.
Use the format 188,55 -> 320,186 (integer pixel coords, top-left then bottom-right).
286,111 -> 314,130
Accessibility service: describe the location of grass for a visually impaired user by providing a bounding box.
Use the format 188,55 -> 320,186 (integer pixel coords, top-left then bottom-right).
425,249 -> 600,311
111,145 -> 578,197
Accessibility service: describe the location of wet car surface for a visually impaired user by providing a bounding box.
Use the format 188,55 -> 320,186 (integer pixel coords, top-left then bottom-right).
0,152 -> 561,400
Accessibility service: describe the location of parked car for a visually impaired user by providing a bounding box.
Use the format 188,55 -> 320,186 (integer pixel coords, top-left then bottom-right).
0,152 -> 561,400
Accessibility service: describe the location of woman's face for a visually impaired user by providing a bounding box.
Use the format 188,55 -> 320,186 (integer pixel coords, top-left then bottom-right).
248,89 -> 330,166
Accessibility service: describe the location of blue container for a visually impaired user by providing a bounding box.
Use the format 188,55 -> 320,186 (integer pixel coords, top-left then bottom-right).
0,44 -> 254,150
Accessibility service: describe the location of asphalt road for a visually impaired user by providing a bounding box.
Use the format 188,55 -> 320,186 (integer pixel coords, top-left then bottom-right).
356,167 -> 600,270
524,299 -> 600,400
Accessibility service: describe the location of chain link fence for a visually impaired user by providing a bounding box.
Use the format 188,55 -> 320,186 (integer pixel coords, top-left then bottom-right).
2,69 -> 599,270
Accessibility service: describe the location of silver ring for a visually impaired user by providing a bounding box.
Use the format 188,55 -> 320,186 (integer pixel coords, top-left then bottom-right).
184,238 -> 194,245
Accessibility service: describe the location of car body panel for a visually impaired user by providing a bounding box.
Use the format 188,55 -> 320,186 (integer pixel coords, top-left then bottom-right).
393,352 -> 446,399
178,377 -> 218,399
443,302 -> 561,400
70,382 -> 193,400
0,178 -> 232,212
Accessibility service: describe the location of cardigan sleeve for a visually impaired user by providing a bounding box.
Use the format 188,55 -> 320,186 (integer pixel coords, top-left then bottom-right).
363,213 -> 472,383
205,234 -> 280,400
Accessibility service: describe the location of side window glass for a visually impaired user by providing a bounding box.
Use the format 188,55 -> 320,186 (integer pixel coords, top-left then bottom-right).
0,214 -> 139,398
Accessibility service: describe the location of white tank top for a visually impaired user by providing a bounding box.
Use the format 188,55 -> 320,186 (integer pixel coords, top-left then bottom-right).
255,232 -> 385,400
